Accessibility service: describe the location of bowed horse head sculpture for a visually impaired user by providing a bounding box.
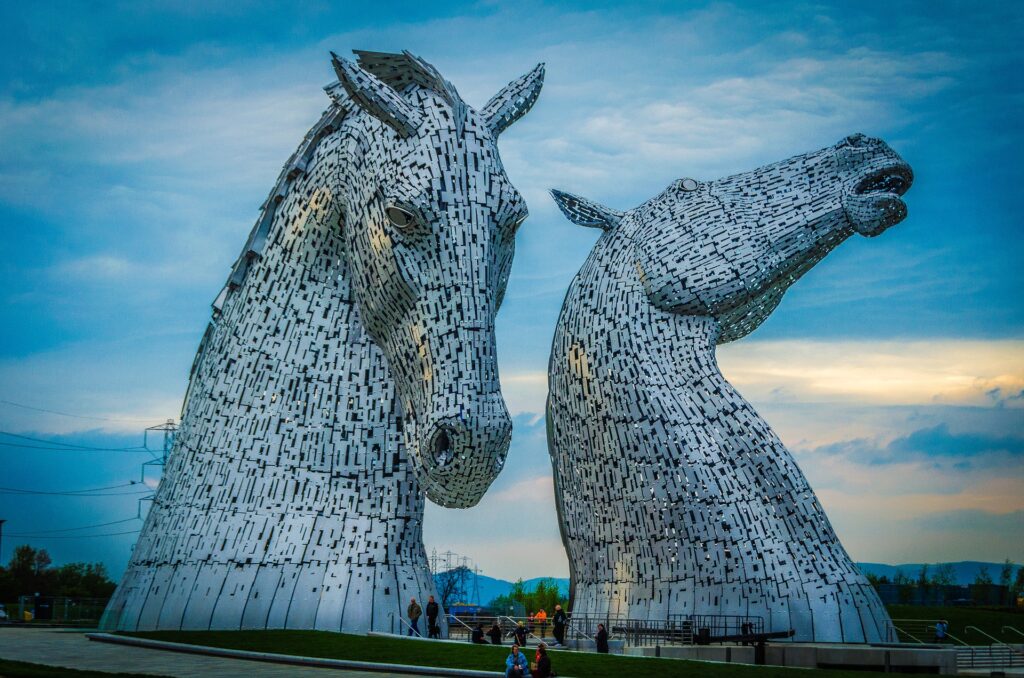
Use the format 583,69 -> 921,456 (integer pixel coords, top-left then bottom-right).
547,134 -> 912,643
103,51 -> 542,635
331,51 -> 544,506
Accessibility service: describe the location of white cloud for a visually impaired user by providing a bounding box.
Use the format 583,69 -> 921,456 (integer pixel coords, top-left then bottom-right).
500,339 -> 1024,420
53,255 -> 137,279
0,337 -> 191,434
499,371 -> 548,417
718,339 -> 1024,407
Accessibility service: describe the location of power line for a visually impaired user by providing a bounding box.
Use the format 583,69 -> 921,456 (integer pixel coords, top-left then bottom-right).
5,517 -> 141,535
0,483 -> 147,499
0,431 -> 148,452
4,529 -> 140,539
0,489 -> 152,497
0,399 -> 165,424
4,520 -> 140,536
0,441 -> 149,452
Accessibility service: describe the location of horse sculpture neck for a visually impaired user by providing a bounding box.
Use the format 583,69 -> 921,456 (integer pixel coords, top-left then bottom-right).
549,222 -> 892,644
101,102 -> 438,635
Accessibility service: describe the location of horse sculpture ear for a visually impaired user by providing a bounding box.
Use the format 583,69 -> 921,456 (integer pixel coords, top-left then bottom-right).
550,189 -> 624,231
480,63 -> 545,137
331,52 -> 423,137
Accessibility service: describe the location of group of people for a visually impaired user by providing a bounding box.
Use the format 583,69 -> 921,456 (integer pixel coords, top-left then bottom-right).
504,642 -> 552,678
406,598 -> 610,676
405,596 -> 441,638
500,624 -> 607,677
466,605 -> 571,648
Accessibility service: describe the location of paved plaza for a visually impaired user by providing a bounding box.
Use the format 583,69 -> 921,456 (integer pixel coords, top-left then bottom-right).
0,627 -> 406,677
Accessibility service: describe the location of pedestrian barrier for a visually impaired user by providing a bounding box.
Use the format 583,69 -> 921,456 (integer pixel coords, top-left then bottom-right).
1002,625 -> 1024,640
887,619 -> 1023,672
888,619 -> 967,646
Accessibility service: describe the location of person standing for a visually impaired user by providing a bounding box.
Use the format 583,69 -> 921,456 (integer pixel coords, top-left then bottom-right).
552,605 -> 567,647
505,643 -> 530,678
426,595 -> 440,639
934,619 -> 948,643
595,623 -> 609,653
534,608 -> 548,638
407,598 -> 422,637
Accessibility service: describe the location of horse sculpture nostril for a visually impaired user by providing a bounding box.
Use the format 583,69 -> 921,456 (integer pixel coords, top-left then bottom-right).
429,426 -> 456,469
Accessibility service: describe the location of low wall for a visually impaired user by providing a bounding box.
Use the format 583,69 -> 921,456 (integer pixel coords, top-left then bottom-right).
626,643 -> 959,675
561,638 -> 626,654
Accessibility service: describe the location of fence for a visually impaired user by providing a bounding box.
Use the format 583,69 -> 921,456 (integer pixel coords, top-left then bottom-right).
5,596 -> 109,624
449,612 -> 768,647
448,614 -> 554,643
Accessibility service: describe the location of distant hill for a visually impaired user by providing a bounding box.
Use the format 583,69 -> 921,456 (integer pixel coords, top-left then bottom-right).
854,561 -> 1011,585
438,561 -> 1011,606
435,571 -> 570,606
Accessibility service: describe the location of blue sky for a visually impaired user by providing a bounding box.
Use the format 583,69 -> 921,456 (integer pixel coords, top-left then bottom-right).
0,1 -> 1021,581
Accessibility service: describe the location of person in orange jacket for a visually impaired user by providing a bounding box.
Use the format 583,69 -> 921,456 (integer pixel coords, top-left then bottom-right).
534,608 -> 548,638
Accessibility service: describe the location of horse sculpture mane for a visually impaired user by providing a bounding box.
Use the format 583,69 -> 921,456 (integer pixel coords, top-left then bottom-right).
102,49 -> 543,634
209,50 -> 463,330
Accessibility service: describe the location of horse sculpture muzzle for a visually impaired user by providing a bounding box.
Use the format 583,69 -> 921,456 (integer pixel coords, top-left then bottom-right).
418,391 -> 513,507
839,134 -> 914,237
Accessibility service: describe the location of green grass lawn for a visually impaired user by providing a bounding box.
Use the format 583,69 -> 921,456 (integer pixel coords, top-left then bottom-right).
127,629 -> 902,678
885,604 -> 1024,642
0,658 -> 168,677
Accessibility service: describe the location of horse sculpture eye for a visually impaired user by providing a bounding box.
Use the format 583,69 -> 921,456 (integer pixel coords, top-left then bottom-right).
386,206 -> 416,230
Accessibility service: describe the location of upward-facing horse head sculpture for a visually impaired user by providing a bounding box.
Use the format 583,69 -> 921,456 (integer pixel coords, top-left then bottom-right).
547,135 -> 912,643
102,50 -> 542,634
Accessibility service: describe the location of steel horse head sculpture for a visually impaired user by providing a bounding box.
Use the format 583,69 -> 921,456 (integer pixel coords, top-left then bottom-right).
329,51 -> 540,506
102,50 -> 543,634
547,134 -> 912,642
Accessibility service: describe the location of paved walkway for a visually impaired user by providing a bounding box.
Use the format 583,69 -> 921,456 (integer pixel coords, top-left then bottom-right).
0,627 -> 405,677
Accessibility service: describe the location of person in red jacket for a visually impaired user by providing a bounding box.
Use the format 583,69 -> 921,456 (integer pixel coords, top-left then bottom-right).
533,643 -> 552,678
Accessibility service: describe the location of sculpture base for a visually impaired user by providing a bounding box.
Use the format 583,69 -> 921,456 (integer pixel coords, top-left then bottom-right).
101,560 -> 442,636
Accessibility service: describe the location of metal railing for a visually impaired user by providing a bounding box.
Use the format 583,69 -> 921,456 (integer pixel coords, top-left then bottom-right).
448,614 -> 476,634
669,613 -> 764,642
446,613 -> 486,642
957,645 -> 1024,670
889,618 -> 966,645
889,620 -> 927,645
497,615 -> 545,643
559,612 -> 766,646
389,613 -> 424,637
956,626 -> 1024,670
13,596 -> 110,624
446,614 -> 547,644
561,615 -> 595,641
561,613 -> 625,642
1002,625 -> 1024,640
965,625 -> 1021,648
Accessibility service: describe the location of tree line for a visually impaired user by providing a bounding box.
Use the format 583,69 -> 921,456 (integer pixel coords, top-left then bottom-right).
0,545 -> 117,602
864,559 -> 1023,590
488,578 -> 565,615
